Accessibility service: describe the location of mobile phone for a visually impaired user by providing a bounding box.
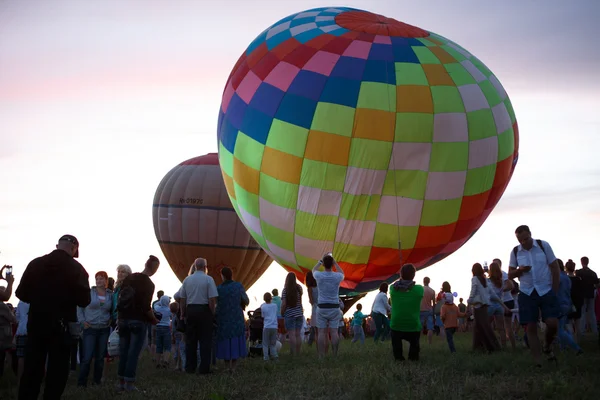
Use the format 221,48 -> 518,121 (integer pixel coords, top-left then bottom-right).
5,266 -> 12,276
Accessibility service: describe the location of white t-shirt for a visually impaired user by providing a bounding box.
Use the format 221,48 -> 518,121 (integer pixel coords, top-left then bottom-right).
261,303 -> 278,329
313,271 -> 344,304
500,271 -> 513,302
372,292 -> 391,315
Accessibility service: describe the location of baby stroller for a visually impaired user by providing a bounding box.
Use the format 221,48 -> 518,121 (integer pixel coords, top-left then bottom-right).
247,307 -> 264,357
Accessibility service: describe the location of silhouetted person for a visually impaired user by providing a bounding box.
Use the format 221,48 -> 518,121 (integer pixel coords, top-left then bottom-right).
16,235 -> 91,400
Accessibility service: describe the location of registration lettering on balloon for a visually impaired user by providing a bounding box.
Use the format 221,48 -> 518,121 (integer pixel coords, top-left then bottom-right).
153,154 -> 273,289
179,197 -> 204,205
217,7 -> 519,296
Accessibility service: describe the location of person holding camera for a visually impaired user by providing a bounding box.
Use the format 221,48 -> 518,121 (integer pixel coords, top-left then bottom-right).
312,253 -> 344,357
15,234 -> 91,400
0,265 -> 14,302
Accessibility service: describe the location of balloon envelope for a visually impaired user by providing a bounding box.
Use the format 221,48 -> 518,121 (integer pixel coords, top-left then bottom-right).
341,294 -> 367,315
153,153 -> 273,289
217,7 -> 518,296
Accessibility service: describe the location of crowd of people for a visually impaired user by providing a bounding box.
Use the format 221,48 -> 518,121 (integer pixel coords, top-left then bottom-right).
1,225 -> 600,398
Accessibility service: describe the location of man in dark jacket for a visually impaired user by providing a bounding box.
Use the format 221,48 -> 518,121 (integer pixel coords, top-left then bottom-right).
16,234 -> 91,400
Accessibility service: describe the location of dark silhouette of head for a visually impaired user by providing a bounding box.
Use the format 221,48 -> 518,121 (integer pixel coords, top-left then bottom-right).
305,271 -> 317,288
379,282 -> 389,293
442,281 -> 451,293
472,263 -> 487,287
581,257 -> 589,268
515,225 -> 533,250
221,266 -> 233,281
401,264 -> 416,281
145,255 -> 160,276
323,255 -> 334,269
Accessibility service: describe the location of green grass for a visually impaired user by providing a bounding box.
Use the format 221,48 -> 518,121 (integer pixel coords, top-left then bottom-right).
1,333 -> 599,400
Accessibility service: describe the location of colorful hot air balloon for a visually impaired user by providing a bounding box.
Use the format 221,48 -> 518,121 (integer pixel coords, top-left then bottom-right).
153,153 -> 273,289
217,7 -> 518,296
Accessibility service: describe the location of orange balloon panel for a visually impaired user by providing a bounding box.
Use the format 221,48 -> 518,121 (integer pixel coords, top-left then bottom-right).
153,153 -> 273,289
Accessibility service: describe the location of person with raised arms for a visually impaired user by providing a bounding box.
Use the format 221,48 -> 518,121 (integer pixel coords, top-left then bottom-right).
312,253 -> 344,357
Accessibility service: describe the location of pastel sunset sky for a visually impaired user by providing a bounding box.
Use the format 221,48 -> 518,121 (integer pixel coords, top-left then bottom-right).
1,0 -> 598,315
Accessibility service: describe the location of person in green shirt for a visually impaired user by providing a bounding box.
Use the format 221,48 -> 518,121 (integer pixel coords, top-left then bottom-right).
389,263 -> 424,361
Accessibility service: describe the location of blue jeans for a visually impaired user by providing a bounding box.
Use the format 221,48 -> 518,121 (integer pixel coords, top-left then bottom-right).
558,315 -> 581,352
174,332 -> 186,367
372,312 -> 389,342
351,325 -> 365,344
445,327 -> 457,353
155,326 -> 172,354
77,327 -> 110,386
117,320 -> 147,382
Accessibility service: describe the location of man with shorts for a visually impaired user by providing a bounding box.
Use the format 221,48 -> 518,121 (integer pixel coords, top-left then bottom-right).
508,225 -> 560,366
420,277 -> 435,344
312,253 -> 344,357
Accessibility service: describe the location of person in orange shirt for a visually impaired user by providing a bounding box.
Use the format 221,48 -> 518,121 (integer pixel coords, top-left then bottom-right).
441,293 -> 465,353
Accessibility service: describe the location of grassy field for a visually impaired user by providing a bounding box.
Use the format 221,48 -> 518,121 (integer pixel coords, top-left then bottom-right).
1,333 -> 599,400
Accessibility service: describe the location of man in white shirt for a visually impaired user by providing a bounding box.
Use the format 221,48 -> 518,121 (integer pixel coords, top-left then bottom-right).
508,225 -> 560,366
312,253 -> 344,357
178,258 -> 218,375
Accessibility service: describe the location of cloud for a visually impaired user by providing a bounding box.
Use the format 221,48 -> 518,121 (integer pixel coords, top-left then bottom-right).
498,183 -> 600,214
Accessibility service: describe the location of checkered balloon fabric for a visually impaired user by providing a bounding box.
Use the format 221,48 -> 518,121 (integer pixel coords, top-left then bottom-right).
217,7 -> 519,296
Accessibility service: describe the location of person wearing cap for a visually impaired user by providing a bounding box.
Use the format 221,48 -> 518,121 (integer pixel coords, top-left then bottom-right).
15,234 -> 91,400
440,292 -> 465,353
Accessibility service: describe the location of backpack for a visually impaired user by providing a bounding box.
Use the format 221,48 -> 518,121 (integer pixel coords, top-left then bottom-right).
513,239 -> 545,260
117,285 -> 136,313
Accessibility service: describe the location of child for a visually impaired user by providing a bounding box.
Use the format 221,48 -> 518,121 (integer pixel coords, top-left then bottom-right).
152,295 -> 172,368
440,293 -> 465,353
261,292 -> 278,361
170,302 -> 185,371
351,304 -> 367,345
